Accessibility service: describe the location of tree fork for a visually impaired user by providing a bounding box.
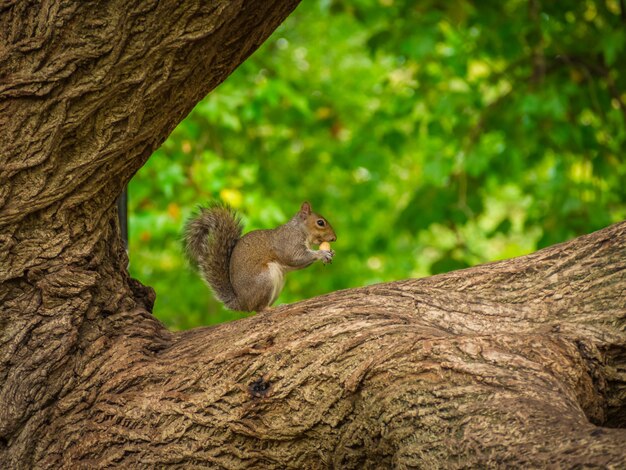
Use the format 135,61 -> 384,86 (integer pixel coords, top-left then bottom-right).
1,0 -> 626,468
1,0 -> 300,465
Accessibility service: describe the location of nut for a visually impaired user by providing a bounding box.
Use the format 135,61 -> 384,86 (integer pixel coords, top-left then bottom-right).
319,241 -> 331,251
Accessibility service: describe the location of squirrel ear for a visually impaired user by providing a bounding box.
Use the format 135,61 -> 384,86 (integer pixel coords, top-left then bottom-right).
300,201 -> 312,216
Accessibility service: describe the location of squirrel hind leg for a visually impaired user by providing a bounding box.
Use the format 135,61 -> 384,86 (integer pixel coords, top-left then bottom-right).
234,272 -> 276,313
242,292 -> 273,313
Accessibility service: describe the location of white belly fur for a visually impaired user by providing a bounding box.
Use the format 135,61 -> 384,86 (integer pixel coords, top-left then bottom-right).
266,262 -> 286,305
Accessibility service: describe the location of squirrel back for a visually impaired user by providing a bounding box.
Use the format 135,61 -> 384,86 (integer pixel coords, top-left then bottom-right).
184,203 -> 243,310
184,201 -> 336,312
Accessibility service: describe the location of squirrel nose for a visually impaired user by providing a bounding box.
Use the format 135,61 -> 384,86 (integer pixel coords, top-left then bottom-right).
330,235 -> 336,242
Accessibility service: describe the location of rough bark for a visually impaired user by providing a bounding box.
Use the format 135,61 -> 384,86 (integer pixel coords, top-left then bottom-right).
1,1 -> 626,468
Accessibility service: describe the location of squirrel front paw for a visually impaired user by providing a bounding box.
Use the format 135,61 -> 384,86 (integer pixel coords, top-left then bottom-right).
320,249 -> 335,264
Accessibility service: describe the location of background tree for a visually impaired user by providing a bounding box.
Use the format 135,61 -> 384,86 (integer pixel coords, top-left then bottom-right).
129,0 -> 626,328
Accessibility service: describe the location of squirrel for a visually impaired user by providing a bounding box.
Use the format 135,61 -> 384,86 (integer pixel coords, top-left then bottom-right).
184,201 -> 336,312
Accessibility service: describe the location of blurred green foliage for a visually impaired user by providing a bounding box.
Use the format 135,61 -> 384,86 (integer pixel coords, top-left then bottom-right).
129,0 -> 626,330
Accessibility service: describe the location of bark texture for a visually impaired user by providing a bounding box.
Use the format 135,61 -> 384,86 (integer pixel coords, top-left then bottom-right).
1,1 -> 626,469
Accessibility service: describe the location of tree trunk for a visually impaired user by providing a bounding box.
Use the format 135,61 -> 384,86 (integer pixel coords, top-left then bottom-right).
1,1 -> 625,468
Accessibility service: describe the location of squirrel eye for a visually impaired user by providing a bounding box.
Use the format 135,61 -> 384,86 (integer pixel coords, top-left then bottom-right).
316,219 -> 325,227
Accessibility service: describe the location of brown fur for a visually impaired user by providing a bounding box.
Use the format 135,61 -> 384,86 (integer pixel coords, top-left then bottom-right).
185,202 -> 336,312
184,203 -> 243,310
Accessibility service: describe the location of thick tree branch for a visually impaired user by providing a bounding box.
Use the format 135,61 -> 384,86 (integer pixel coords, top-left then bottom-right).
1,0 -> 300,273
2,221 -> 624,467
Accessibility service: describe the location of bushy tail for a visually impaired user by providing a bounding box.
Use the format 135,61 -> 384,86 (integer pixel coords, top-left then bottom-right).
184,203 -> 243,310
